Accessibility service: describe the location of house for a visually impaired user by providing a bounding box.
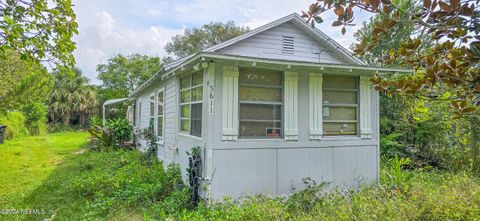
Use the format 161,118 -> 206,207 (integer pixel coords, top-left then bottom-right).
127,13 -> 409,200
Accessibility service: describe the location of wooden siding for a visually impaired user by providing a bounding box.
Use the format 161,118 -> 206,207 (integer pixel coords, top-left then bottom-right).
216,22 -> 346,64
158,77 -> 178,164
211,145 -> 377,199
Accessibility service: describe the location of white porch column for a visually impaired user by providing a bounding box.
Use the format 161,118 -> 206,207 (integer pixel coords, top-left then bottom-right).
360,75 -> 373,139
284,71 -> 299,141
309,73 -> 323,140
222,66 -> 239,141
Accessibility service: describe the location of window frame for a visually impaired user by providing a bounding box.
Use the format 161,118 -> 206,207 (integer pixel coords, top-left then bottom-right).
238,68 -> 284,139
136,98 -> 142,127
179,71 -> 203,137
156,88 -> 165,144
322,75 -> 360,136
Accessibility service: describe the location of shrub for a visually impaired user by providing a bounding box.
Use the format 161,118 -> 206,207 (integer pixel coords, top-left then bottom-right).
106,118 -> 132,146
0,111 -> 29,139
22,102 -> 48,135
87,117 -> 133,150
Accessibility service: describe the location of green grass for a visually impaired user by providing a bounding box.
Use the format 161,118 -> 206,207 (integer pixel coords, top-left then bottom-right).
1,132 -> 479,220
0,132 -> 89,205
0,132 -> 188,221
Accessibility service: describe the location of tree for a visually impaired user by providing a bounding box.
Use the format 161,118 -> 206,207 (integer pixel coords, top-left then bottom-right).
352,0 -> 432,67
48,67 -> 98,126
0,51 -> 53,112
302,0 -> 479,116
0,0 -> 78,70
97,54 -> 163,101
165,21 -> 249,58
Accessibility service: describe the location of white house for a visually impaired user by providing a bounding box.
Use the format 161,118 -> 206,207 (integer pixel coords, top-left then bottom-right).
127,13 -> 409,200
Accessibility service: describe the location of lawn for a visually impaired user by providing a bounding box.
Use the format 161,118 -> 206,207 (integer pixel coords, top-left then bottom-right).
1,132 -> 480,220
0,132 -> 89,206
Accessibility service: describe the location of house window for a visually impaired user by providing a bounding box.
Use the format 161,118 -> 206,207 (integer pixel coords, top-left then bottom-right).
136,99 -> 142,127
180,71 -> 203,137
156,89 -> 164,142
149,95 -> 155,127
322,75 -> 359,136
239,68 -> 283,138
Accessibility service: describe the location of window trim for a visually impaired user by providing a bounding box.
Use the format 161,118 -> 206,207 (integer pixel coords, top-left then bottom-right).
322,75 -> 360,136
156,88 -> 165,144
179,71 -> 203,137
238,68 -> 284,139
136,98 -> 142,127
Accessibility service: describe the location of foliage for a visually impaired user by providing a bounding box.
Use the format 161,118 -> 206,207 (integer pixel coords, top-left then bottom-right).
88,124 -> 115,151
0,0 -> 78,70
88,117 -> 133,150
352,0 -> 432,66
105,118 -> 133,146
49,67 -> 98,126
2,133 -> 480,220
96,54 -> 162,119
171,169 -> 480,220
383,154 -> 414,192
186,146 -> 202,207
0,51 -> 53,112
380,133 -> 403,158
303,0 -> 480,115
22,102 -> 48,136
165,21 -> 249,58
141,119 -> 158,165
0,111 -> 28,140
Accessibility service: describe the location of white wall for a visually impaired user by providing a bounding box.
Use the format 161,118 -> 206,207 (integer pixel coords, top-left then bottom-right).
216,22 -> 345,64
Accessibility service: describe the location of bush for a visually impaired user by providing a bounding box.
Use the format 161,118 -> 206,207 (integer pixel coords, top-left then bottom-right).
106,118 -> 133,146
0,111 -> 29,139
22,102 -> 48,135
88,117 -> 133,150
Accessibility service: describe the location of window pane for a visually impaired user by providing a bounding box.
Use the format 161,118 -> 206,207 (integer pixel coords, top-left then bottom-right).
323,91 -> 357,104
192,71 -> 203,86
240,121 -> 281,138
240,104 -> 281,121
157,117 -> 163,137
181,75 -> 191,89
323,107 -> 357,121
239,86 -> 282,102
323,75 -> 357,89
158,105 -> 163,115
181,90 -> 190,103
181,119 -> 190,132
191,103 -> 202,137
158,91 -> 164,103
239,68 -> 282,85
150,96 -> 155,117
192,86 -> 203,101
181,105 -> 190,118
324,123 -> 357,135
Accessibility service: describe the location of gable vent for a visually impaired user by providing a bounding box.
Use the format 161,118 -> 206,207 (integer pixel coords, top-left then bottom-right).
282,36 -> 294,54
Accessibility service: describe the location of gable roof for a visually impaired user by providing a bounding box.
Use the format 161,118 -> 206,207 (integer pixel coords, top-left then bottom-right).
202,13 -> 365,65
130,13 -> 407,97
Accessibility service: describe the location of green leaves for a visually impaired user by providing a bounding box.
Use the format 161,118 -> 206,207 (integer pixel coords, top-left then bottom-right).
0,0 -> 78,69
165,21 -> 249,58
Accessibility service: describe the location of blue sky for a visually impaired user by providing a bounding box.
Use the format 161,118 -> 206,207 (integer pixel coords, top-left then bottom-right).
72,0 -> 372,83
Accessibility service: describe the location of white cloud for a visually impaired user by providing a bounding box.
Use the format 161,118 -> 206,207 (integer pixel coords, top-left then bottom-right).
71,0 -> 372,83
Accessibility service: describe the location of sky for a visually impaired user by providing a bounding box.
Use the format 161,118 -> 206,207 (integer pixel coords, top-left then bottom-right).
72,0 -> 372,84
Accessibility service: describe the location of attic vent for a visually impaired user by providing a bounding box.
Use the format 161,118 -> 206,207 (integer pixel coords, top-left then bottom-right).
282,36 -> 294,54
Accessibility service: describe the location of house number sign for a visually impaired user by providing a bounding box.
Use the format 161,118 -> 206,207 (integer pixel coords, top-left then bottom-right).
209,84 -> 214,115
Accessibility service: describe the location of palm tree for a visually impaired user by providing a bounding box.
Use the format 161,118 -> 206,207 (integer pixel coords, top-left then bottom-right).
48,67 -> 98,126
